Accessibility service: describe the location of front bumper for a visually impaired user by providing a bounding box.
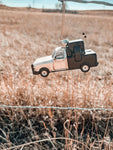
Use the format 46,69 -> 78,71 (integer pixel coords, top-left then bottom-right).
31,64 -> 39,75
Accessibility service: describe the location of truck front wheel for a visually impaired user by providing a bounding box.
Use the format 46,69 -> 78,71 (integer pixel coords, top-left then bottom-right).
81,64 -> 90,72
40,68 -> 50,77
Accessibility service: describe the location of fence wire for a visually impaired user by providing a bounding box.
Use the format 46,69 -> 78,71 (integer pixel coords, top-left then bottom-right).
0,104 -> 113,111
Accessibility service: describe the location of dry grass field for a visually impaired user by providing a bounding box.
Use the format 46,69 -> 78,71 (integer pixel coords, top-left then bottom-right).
0,7 -> 113,149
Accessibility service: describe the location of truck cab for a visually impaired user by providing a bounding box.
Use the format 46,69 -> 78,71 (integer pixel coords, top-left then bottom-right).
31,39 -> 98,77
52,47 -> 68,71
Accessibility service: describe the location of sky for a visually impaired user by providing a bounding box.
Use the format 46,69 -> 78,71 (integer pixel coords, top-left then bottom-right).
2,0 -> 113,10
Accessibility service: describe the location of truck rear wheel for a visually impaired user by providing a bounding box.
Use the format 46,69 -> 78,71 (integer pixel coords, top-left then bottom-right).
81,64 -> 90,72
40,68 -> 50,77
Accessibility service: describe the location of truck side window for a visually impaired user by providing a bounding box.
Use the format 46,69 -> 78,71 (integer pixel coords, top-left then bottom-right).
55,51 -> 65,59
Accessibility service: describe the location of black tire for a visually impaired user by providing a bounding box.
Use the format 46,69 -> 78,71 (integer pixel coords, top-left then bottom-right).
40,68 -> 49,77
81,64 -> 90,72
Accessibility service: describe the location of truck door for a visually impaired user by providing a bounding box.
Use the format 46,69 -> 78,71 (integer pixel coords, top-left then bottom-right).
74,45 -> 82,62
53,49 -> 68,71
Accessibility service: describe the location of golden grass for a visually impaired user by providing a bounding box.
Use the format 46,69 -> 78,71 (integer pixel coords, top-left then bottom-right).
0,9 -> 113,149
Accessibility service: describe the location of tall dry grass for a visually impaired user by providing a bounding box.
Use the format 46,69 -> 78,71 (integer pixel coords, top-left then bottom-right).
0,9 -> 113,149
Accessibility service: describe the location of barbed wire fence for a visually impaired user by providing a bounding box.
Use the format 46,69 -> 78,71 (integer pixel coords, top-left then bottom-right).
0,104 -> 113,111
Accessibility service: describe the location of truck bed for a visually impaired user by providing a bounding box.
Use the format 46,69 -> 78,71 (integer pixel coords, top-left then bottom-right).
85,49 -> 96,55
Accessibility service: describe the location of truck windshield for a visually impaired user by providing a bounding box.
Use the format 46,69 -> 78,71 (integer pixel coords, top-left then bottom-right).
52,47 -> 63,58
52,50 -> 56,58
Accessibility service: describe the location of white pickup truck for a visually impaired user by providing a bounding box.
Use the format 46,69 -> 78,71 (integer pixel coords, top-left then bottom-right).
31,39 -> 98,77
